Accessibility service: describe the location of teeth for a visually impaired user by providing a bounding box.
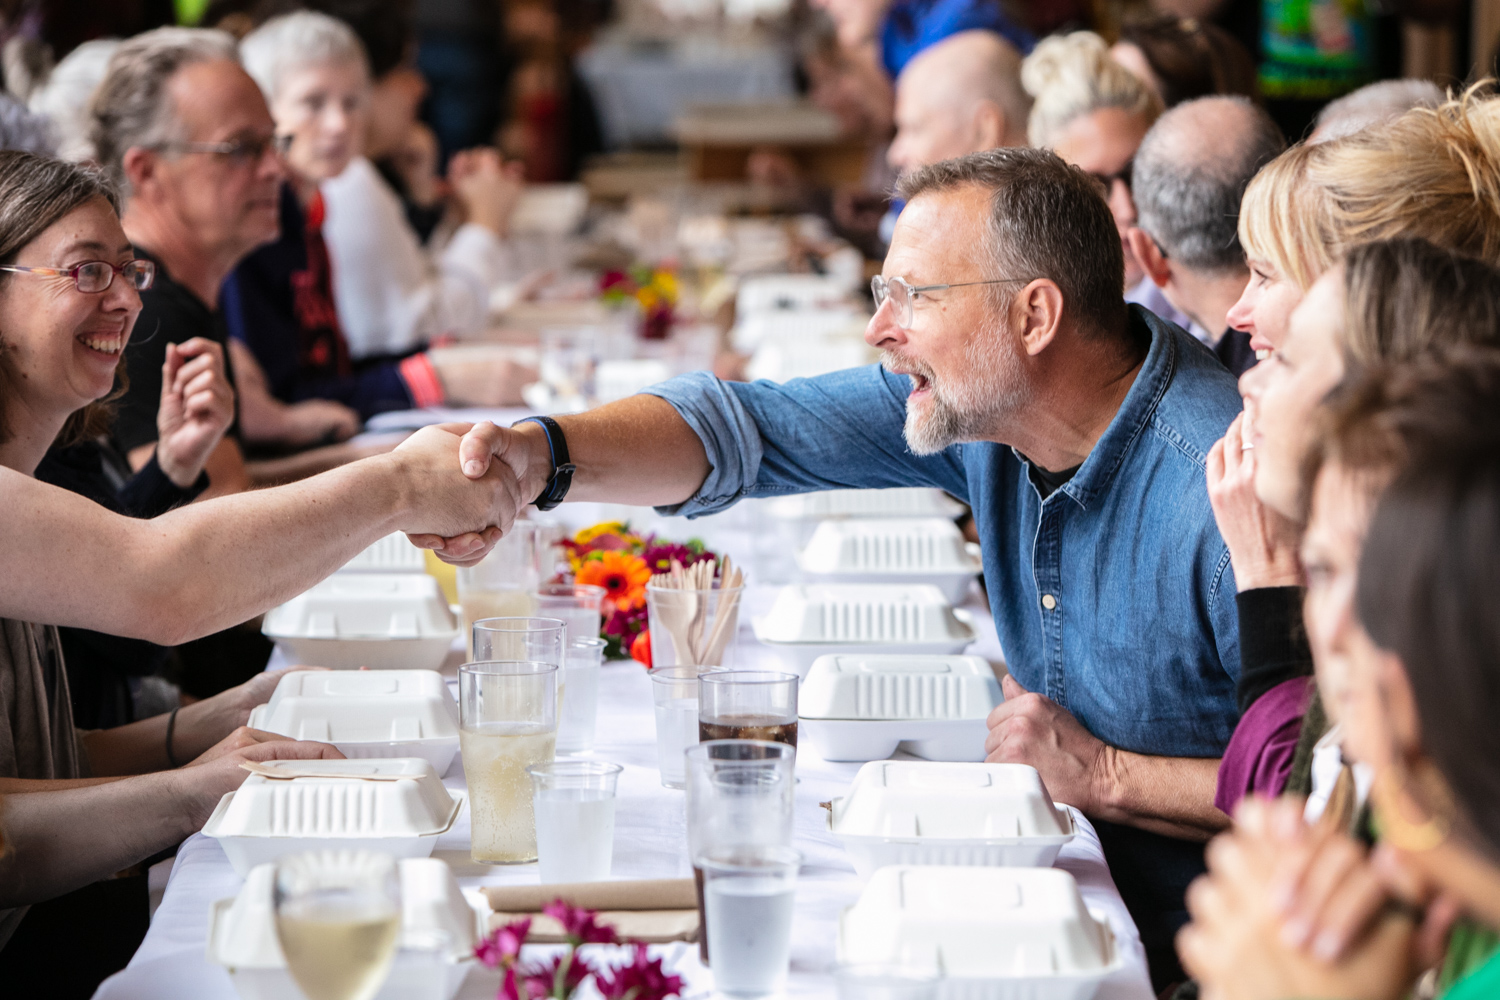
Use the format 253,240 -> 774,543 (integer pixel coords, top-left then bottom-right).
80,336 -> 123,355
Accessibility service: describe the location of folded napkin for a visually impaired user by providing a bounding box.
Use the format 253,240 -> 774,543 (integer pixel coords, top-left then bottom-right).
483,880 -> 699,943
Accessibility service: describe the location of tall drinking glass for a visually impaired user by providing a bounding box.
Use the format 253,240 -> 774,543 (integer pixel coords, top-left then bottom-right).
558,637 -> 605,754
698,670 -> 799,748
535,583 -> 606,648
459,661 -> 558,864
457,523 -> 541,656
528,759 -> 622,883
649,666 -> 702,788
274,850 -> 401,1000
701,846 -> 801,999
472,616 -> 568,667
685,740 -> 796,965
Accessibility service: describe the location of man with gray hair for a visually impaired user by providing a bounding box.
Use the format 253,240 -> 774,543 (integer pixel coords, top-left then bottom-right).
1309,77 -> 1445,143
887,29 -> 1030,174
1126,96 -> 1284,376
455,146 -> 1245,986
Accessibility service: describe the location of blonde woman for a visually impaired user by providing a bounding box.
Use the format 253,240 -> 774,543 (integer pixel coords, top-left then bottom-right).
1022,31 -> 1162,292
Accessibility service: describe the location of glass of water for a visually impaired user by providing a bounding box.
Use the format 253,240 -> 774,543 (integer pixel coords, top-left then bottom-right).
459,660 -> 559,864
701,846 -> 801,999
649,666 -> 703,789
558,637 -> 606,754
528,759 -> 622,883
274,850 -> 401,1000
535,583 -> 607,646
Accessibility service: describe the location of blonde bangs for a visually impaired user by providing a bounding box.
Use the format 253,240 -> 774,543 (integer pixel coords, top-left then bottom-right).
1237,143 -> 1335,290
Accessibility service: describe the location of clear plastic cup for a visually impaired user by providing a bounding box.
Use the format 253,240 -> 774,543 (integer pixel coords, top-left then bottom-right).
646,582 -> 744,669
457,524 -> 541,656
459,660 -> 558,864
558,637 -> 605,754
701,846 -> 801,999
471,616 -> 567,667
535,583 -> 607,650
697,670 -> 799,748
528,759 -> 622,883
649,666 -> 701,788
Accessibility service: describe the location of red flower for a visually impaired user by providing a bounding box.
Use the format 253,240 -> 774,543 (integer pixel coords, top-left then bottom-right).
630,630 -> 652,667
476,919 -> 532,969
596,944 -> 684,1000
544,900 -> 619,945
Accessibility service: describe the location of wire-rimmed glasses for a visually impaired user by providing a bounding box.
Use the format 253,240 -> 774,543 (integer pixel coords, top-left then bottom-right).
870,274 -> 1034,329
0,258 -> 155,293
154,133 -> 290,165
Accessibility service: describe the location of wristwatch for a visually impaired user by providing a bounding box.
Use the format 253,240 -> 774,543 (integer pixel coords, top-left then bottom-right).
513,415 -> 575,510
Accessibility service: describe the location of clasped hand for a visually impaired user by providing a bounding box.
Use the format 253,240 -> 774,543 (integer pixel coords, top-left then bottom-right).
399,421 -> 542,566
985,674 -> 1109,813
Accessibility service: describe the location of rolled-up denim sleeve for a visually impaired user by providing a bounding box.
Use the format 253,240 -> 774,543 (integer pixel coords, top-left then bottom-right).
644,365 -> 969,518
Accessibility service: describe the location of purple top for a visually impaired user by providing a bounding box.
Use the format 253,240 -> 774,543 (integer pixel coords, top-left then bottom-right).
1215,677 -> 1312,816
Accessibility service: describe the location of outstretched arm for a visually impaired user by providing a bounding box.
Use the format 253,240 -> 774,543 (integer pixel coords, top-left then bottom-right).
0,423 -> 520,644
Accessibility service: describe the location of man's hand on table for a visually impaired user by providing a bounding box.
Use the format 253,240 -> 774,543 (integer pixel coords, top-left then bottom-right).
985,674 -> 1108,813
391,422 -> 527,566
171,734 -> 344,832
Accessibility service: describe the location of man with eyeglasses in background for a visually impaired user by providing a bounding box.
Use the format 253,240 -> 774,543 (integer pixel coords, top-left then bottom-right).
90,27 -> 354,500
458,147 -> 1245,989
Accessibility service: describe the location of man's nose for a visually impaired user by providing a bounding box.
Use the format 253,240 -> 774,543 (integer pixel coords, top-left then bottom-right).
865,295 -> 906,349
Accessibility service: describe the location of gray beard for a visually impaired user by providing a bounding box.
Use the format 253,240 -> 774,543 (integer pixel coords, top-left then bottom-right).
885,338 -> 1025,455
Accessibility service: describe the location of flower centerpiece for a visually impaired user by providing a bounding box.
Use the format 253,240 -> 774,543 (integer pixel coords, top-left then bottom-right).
556,521 -> 716,663
599,266 -> 679,340
475,900 -> 685,1000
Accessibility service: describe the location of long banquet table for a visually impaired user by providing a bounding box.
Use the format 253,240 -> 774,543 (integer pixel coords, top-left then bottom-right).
93,488 -> 1155,1000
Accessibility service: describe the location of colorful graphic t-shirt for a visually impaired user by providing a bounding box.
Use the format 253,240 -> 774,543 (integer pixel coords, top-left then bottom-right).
1259,0 -> 1375,99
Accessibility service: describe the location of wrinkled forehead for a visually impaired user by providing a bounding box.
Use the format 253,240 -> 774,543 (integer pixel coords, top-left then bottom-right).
884,186 -> 994,282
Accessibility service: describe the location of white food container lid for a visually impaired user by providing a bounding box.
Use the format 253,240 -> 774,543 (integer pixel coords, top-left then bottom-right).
248,670 -> 459,744
755,584 -> 970,644
838,866 -> 1117,977
830,762 -> 1069,840
797,518 -> 981,575
800,655 -> 1000,720
263,574 -> 458,641
338,533 -> 428,574
767,488 -> 965,522
207,855 -> 482,969
203,758 -> 461,839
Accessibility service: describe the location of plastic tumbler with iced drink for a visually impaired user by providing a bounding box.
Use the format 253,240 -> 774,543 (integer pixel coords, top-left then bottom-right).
457,523 -> 541,657
460,659 -> 558,864
701,847 -> 801,999
558,637 -> 605,754
528,759 -> 622,882
649,666 -> 702,788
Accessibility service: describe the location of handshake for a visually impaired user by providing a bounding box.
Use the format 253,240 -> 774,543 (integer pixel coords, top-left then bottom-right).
384,420 -> 552,566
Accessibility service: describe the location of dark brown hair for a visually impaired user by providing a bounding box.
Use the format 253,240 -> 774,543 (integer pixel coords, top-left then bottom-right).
1350,350 -> 1500,857
0,150 -> 124,448
896,146 -> 1134,351
1117,16 -> 1258,108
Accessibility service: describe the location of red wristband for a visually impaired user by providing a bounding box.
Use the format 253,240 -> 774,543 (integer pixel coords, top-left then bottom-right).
399,352 -> 446,408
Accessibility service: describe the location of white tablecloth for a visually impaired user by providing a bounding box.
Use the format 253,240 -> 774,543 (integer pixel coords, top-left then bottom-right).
95,507 -> 1153,1000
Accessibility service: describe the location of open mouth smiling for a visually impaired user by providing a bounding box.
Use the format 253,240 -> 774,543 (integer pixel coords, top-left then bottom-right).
78,331 -> 126,356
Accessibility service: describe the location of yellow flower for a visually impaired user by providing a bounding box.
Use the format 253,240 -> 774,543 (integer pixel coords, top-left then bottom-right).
577,552 -> 653,611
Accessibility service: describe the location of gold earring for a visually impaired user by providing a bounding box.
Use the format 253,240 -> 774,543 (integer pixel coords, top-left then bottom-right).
1372,766 -> 1452,853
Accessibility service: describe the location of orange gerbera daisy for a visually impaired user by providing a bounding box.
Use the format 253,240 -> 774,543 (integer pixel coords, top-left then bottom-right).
576,551 -> 653,611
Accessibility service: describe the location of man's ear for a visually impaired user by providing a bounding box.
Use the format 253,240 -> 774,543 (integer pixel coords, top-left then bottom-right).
120,146 -> 159,202
971,102 -> 1004,152
1012,278 -> 1065,357
1126,227 -> 1171,288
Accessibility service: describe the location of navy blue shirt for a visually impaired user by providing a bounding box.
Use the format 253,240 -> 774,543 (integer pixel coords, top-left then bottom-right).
881,0 -> 1035,78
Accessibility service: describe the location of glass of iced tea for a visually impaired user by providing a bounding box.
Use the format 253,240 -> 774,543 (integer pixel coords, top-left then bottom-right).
459,659 -> 559,864
274,850 -> 401,1000
698,670 -> 799,748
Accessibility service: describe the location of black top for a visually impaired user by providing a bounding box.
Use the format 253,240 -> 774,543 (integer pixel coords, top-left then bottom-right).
1214,327 -> 1257,378
34,439 -> 207,729
1029,461 -> 1081,500
1234,585 -> 1314,713
114,246 -> 239,456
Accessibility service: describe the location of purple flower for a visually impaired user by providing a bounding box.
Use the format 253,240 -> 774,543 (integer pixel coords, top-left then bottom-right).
476,919 -> 532,969
523,952 -> 596,1000
544,901 -> 619,945
596,944 -> 685,1000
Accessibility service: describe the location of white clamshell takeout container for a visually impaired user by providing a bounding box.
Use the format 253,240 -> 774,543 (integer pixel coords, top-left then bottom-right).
795,518 -> 983,604
826,761 -> 1076,876
766,488 -> 967,522
752,584 -> 976,674
798,654 -> 1001,762
337,532 -> 429,574
202,758 -> 464,877
838,865 -> 1125,1000
263,573 -> 460,670
247,670 -> 461,775
207,855 -> 483,1000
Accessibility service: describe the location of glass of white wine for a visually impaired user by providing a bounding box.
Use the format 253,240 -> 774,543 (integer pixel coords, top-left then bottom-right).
274,850 -> 402,1000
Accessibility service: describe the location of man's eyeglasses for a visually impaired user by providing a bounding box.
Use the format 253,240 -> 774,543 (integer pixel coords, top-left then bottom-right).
1088,160 -> 1133,196
154,133 -> 290,165
871,274 -> 1034,329
0,259 -> 156,293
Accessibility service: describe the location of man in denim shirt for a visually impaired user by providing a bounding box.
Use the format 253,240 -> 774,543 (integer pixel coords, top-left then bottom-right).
459,148 -> 1242,987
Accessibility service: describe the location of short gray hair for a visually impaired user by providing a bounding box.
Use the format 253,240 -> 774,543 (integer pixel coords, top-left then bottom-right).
88,27 -> 238,195
1312,78 -> 1445,143
1133,96 -> 1285,274
896,146 -> 1130,344
240,11 -> 369,104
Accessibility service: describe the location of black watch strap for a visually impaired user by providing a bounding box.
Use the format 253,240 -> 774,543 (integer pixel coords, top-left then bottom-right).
514,416 -> 575,510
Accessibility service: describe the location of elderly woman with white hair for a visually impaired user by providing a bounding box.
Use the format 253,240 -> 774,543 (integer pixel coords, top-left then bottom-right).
227,10 -> 531,431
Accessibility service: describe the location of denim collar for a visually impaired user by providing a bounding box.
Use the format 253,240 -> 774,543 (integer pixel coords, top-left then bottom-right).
1011,305 -> 1176,511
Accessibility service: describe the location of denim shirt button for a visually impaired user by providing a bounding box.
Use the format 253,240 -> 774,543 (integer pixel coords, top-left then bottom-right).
1041,594 -> 1057,610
